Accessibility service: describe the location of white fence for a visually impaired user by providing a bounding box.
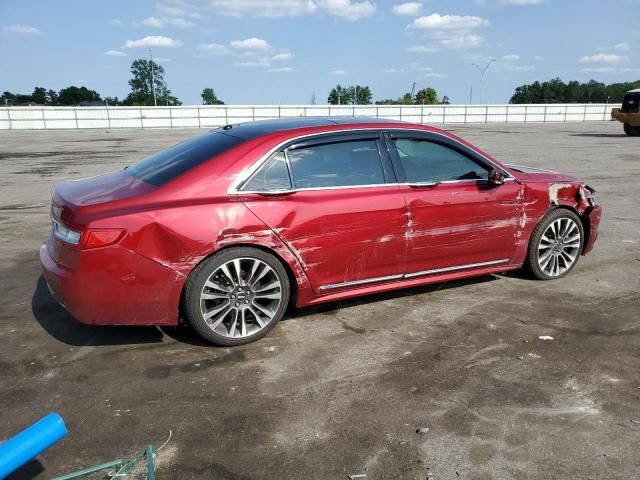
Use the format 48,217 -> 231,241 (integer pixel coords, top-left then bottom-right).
0,103 -> 618,130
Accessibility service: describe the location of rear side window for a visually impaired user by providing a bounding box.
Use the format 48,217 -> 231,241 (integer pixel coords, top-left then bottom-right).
287,140 -> 385,189
393,139 -> 489,183
242,152 -> 292,191
127,131 -> 243,186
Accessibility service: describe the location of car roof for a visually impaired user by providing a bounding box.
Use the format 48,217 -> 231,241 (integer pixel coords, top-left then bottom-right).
218,116 -> 410,141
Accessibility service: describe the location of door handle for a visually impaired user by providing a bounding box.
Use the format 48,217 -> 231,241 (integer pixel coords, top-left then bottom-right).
408,181 -> 439,188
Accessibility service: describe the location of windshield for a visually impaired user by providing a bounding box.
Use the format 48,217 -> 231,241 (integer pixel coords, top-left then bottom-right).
126,131 -> 244,186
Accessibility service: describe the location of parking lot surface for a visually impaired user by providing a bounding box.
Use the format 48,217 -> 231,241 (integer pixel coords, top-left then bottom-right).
0,121 -> 638,479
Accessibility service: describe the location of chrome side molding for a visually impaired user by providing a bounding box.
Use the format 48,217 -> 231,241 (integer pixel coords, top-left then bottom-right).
319,259 -> 510,291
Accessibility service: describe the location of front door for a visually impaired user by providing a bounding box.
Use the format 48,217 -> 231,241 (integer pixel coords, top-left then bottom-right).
387,133 -> 522,275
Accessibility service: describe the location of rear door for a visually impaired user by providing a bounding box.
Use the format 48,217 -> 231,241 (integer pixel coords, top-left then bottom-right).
386,131 -> 522,276
236,132 -> 407,292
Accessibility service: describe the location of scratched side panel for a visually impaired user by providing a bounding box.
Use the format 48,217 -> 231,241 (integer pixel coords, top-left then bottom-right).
402,182 -> 522,272
241,186 -> 408,293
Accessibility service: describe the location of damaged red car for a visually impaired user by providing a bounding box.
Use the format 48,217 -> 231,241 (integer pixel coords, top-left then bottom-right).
40,118 -> 602,345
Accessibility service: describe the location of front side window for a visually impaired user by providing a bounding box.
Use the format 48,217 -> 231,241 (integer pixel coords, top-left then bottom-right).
242,152 -> 291,191
393,139 -> 489,183
287,140 -> 385,189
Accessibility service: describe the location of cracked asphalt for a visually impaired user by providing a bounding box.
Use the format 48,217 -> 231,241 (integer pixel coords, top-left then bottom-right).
0,121 -> 639,479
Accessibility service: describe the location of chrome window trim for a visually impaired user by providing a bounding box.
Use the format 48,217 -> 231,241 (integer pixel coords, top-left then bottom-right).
319,258 -> 510,291
228,127 -> 514,194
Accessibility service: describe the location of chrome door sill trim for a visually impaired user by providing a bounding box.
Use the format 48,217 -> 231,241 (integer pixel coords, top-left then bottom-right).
404,259 -> 510,279
319,274 -> 403,291
319,259 -> 510,291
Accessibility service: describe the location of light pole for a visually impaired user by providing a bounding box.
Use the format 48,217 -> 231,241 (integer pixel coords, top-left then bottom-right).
149,50 -> 157,107
472,59 -> 495,104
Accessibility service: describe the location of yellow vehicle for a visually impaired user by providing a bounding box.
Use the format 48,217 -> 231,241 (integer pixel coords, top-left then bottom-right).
611,89 -> 640,136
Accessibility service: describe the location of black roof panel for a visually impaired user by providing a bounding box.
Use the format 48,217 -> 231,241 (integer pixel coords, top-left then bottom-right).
219,116 -> 406,140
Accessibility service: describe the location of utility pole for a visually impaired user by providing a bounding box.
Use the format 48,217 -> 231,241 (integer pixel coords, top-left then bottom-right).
410,81 -> 416,101
149,50 -> 157,107
469,86 -> 473,104
472,59 -> 495,104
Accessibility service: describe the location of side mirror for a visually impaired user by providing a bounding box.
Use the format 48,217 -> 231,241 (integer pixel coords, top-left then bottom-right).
488,169 -> 505,186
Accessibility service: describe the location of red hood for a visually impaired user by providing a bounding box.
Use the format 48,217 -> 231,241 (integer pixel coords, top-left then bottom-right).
505,164 -> 579,183
52,170 -> 155,226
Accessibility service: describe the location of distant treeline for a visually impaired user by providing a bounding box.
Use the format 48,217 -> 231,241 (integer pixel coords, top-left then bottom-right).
510,78 -> 640,104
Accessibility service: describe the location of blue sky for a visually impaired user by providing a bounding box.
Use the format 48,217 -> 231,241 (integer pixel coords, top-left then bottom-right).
1,0 -> 638,104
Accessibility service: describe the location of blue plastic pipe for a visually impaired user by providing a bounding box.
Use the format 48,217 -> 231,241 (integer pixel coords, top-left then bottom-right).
0,413 -> 67,479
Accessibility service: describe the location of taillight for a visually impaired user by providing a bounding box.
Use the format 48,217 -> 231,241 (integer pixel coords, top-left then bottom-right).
84,229 -> 125,249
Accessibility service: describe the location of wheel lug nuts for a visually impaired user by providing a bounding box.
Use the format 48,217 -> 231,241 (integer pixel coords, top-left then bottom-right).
235,302 -> 239,307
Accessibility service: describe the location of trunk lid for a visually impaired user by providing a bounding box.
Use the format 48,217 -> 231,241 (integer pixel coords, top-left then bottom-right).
51,170 -> 155,225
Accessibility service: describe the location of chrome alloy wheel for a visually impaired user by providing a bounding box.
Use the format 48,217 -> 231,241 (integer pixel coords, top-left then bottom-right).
537,217 -> 581,277
200,257 -> 283,338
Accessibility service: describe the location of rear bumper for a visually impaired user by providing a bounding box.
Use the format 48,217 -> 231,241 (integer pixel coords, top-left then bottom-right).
582,205 -> 602,256
40,237 -> 185,326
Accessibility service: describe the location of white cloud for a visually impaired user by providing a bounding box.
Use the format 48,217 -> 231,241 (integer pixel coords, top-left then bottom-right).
384,68 -> 399,73
272,52 -> 293,61
270,67 -> 294,72
437,34 -> 484,49
406,45 -> 438,53
534,55 -> 544,61
197,43 -> 229,55
140,16 -> 196,28
123,36 -> 183,49
580,67 -> 640,74
107,19 -> 124,26
230,37 -> 271,51
3,24 -> 42,35
502,54 -> 520,61
500,64 -> 535,71
104,50 -> 129,57
579,53 -> 625,64
408,13 -> 489,30
392,2 -> 423,16
425,72 -> 447,78
331,69 -> 349,75
498,0 -> 543,4
315,0 -> 375,21
159,0 -> 373,20
233,57 -> 271,67
408,62 -> 432,71
613,42 -> 630,51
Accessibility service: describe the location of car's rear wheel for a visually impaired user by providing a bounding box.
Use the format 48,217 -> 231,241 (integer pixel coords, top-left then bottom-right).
183,247 -> 290,346
526,209 -> 584,280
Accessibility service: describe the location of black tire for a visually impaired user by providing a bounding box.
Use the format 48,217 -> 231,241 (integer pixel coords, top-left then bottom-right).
526,209 -> 584,280
183,247 -> 290,346
623,123 -> 639,136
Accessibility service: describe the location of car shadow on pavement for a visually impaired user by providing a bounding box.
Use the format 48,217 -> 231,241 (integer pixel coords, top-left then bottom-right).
32,275 -> 165,347
570,133 -> 628,138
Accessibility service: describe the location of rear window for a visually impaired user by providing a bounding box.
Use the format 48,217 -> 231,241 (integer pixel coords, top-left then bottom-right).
126,131 -> 243,186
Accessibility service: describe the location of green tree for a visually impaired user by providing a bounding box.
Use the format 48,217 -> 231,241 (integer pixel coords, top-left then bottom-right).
345,85 -> 372,104
415,87 -> 437,105
201,88 -> 224,105
439,95 -> 451,105
46,89 -> 59,105
1,91 -> 16,106
124,59 -> 181,106
58,86 -> 102,105
328,84 -> 353,105
104,96 -> 122,106
510,78 -> 640,103
31,87 -> 47,104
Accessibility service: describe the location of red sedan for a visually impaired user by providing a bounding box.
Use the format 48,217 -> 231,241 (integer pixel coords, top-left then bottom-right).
40,118 -> 602,345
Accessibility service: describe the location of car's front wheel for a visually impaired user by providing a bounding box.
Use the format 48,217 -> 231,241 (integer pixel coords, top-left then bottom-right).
183,247 -> 290,346
623,123 -> 640,136
526,209 -> 584,280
